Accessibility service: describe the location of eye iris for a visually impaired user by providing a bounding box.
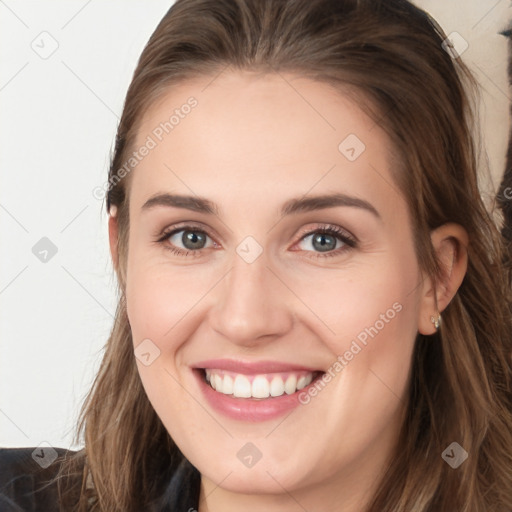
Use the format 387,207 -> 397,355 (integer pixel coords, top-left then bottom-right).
313,233 -> 336,252
183,231 -> 206,250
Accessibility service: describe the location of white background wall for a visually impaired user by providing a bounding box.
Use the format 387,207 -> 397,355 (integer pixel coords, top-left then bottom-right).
1,0 -> 510,450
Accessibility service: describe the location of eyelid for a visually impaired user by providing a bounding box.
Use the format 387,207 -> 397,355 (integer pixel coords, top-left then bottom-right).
294,223 -> 357,245
156,221 -> 218,246
158,220 -> 213,236
158,222 -> 356,242
157,222 -> 357,256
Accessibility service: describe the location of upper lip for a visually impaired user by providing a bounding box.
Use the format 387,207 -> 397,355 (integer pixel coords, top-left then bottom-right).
193,358 -> 322,374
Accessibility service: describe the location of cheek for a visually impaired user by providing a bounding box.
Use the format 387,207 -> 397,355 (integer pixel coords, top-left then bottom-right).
291,256 -> 419,356
290,252 -> 420,418
125,246 -> 213,346
125,259 -> 211,441
127,272 -> 189,343
282,258 -> 419,467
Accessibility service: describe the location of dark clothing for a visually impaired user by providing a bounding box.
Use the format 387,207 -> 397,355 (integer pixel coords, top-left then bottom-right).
0,447 -> 201,511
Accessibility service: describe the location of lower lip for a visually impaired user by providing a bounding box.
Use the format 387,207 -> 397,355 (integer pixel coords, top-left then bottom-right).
193,369 -> 322,422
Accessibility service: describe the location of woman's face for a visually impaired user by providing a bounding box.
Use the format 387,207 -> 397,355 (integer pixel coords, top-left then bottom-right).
124,71 -> 425,507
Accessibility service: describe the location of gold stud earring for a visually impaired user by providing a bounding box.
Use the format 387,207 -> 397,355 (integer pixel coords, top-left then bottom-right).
430,312 -> 442,330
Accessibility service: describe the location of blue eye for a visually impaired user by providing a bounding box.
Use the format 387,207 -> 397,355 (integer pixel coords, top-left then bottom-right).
293,225 -> 356,258
157,224 -> 356,258
157,226 -> 215,257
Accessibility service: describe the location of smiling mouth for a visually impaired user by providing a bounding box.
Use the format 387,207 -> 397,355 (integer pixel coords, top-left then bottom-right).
200,368 -> 324,399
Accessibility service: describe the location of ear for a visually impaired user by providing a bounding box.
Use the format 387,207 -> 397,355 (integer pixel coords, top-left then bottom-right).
418,223 -> 468,335
108,207 -> 119,270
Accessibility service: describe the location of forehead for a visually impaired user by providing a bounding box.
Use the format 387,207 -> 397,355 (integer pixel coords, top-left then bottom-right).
128,70 -> 403,218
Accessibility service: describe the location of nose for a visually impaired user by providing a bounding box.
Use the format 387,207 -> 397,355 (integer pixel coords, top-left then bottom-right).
208,251 -> 294,348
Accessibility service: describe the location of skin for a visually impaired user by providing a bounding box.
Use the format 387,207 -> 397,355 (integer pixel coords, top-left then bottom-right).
108,70 -> 468,511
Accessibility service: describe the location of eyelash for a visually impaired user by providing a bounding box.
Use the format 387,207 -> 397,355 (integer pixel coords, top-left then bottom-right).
156,223 -> 357,259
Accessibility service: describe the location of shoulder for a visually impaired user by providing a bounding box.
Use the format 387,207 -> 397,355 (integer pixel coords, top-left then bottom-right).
0,446 -> 82,512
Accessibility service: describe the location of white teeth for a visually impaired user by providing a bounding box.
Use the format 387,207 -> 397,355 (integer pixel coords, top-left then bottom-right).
270,376 -> 285,397
233,375 -> 252,398
284,375 -> 297,395
214,374 -> 222,392
296,375 -> 308,390
297,374 -> 313,390
205,370 -> 316,398
252,376 -> 270,398
221,374 -> 233,395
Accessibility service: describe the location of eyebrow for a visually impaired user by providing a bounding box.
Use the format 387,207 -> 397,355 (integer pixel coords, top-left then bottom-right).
142,193 -> 219,215
141,192 -> 381,219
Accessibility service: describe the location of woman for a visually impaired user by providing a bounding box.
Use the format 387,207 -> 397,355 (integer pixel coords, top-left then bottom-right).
2,0 -> 511,510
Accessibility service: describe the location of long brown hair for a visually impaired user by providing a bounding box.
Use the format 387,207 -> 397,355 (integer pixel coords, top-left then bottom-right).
52,1 -> 512,510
